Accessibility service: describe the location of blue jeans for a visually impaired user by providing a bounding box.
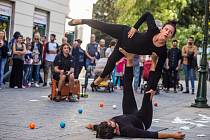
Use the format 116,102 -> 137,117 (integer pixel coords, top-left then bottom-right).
23,64 -> 32,85
183,64 -> 195,90
0,58 -> 7,86
32,65 -> 40,83
133,65 -> 140,91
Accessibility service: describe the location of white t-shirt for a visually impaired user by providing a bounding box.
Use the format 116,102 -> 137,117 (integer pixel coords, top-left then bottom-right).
46,42 -> 58,62
105,47 -> 114,58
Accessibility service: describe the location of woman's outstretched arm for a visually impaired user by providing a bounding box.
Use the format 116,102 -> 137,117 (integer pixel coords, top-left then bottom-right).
133,12 -> 157,30
122,126 -> 185,139
128,12 -> 157,38
158,132 -> 185,139
147,52 -> 167,91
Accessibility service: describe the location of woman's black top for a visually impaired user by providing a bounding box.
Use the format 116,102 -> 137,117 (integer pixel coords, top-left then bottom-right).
112,115 -> 158,138
120,12 -> 167,90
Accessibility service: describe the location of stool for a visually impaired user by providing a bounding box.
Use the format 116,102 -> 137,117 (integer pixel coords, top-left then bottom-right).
51,79 -> 80,101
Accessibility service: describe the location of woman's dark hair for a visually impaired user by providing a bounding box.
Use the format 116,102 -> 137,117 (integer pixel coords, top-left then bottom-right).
96,122 -> 115,139
109,40 -> 117,47
16,34 -> 22,39
60,43 -> 71,52
13,31 -> 21,39
172,39 -> 178,43
162,20 -> 177,37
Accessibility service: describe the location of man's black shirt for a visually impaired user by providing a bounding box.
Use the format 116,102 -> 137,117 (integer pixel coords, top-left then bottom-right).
167,47 -> 181,70
53,52 -> 73,72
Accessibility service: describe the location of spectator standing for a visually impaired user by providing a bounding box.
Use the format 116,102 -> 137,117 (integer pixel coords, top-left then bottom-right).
62,37 -> 68,44
31,33 -> 43,87
10,35 -> 26,88
97,39 -> 106,58
23,43 -> 33,87
85,34 -> 99,88
182,37 -> 198,94
105,39 -> 116,58
165,40 -> 182,93
86,34 -> 99,67
72,39 -> 86,79
0,30 -> 9,89
25,37 -> 31,46
43,34 -> 59,87
41,35 -> 47,68
8,32 -> 21,50
115,57 -> 126,89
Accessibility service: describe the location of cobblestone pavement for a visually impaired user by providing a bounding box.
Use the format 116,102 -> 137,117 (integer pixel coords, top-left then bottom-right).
0,81 -> 210,140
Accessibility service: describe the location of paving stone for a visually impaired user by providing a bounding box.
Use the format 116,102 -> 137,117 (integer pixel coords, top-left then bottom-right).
0,81 -> 210,139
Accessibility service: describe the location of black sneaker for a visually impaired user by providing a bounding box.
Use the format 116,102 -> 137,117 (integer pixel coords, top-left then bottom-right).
54,95 -> 61,102
43,83 -> 47,87
174,90 -> 177,93
183,90 -> 189,94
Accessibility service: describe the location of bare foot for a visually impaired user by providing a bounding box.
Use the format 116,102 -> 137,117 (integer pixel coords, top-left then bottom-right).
151,52 -> 159,64
68,19 -> 82,26
119,48 -> 134,60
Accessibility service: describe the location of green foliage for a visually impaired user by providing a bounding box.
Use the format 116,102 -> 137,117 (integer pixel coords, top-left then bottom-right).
92,0 -> 119,43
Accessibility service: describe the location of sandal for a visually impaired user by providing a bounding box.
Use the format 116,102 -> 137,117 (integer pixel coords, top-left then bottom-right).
90,82 -> 97,92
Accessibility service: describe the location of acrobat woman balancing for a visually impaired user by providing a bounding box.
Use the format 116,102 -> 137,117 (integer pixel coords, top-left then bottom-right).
69,12 -> 176,91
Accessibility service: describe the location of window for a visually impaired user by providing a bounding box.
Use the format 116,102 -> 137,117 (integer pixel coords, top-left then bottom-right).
33,9 -> 48,38
0,2 -> 12,40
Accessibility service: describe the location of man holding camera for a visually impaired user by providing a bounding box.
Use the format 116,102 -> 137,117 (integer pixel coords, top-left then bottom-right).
182,37 -> 197,94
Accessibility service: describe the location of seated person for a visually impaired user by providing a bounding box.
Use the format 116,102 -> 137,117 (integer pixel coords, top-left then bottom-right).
86,48 -> 185,139
53,43 -> 74,101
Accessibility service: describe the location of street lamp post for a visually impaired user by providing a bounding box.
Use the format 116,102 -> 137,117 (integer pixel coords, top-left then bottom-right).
191,0 -> 210,108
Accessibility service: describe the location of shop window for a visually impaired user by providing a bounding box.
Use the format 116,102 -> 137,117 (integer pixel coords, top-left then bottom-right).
0,3 -> 12,40
33,9 -> 48,38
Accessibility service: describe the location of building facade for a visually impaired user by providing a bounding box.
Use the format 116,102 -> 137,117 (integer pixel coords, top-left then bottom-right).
66,0 -> 97,49
0,0 -> 69,43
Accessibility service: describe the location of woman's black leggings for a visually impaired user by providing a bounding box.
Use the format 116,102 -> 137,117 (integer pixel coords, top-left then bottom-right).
82,19 -> 127,78
10,59 -> 24,88
123,67 -> 153,130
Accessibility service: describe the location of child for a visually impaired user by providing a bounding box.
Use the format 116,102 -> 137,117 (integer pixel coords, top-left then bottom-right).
115,57 -> 126,89
23,44 -> 33,87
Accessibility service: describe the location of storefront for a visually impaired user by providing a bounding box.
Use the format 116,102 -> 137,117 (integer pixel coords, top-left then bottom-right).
0,0 -> 69,44
0,2 -> 12,40
33,9 -> 48,37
